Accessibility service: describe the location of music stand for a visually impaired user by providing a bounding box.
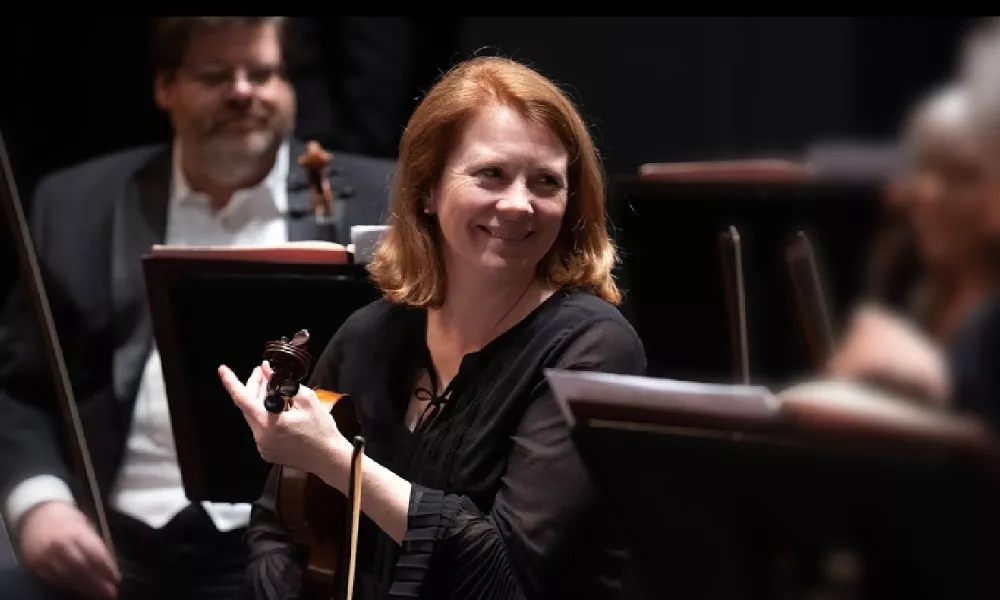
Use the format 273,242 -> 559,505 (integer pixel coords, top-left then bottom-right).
143,250 -> 381,503
547,369 -> 1000,600
719,225 -> 750,384
785,231 -> 838,369
611,165 -> 884,385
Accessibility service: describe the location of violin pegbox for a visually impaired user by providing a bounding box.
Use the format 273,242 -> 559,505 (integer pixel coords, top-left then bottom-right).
263,329 -> 314,414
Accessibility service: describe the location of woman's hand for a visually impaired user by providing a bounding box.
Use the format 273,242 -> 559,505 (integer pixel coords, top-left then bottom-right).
827,305 -> 951,408
220,362 -> 412,544
218,361 -> 350,478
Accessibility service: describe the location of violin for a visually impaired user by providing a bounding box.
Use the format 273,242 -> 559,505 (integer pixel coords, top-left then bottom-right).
0,133 -> 114,552
262,330 -> 365,600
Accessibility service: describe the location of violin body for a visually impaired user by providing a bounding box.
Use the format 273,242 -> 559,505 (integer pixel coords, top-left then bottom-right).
276,390 -> 360,599
263,332 -> 361,600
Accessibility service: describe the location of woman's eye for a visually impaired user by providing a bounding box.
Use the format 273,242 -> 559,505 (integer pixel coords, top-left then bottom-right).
477,167 -> 503,178
538,174 -> 563,187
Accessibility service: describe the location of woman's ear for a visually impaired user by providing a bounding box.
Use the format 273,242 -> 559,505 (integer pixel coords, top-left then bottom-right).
424,189 -> 437,215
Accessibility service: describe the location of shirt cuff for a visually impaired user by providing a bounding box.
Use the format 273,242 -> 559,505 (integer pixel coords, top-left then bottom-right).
388,484 -> 464,599
4,475 -> 76,535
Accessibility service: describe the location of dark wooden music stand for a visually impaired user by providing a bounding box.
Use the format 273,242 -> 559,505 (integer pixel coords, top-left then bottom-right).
638,159 -> 813,183
785,231 -> 838,369
143,250 -> 381,503
719,225 -> 750,384
611,159 -> 885,385
547,368 -> 1000,600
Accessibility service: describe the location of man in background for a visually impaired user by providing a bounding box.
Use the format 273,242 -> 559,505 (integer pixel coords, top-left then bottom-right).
0,16 -> 394,600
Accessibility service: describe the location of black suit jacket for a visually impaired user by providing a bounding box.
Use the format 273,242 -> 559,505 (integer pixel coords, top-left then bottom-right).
0,139 -> 395,505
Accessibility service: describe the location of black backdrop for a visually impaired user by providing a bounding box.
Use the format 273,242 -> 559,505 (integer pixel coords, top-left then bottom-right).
460,17 -> 974,174
0,17 -> 975,193
0,16 -> 977,321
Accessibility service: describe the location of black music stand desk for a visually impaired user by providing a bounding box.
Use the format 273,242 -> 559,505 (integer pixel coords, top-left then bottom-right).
611,172 -> 884,384
144,249 -> 381,504
547,369 -> 1000,600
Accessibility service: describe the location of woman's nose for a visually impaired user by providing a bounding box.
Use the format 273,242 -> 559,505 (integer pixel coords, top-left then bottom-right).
495,182 -> 534,213
914,173 -> 946,206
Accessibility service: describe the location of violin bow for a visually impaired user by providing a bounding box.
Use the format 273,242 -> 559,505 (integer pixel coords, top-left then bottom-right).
0,132 -> 114,552
719,225 -> 751,384
785,230 -> 837,369
342,435 -> 366,600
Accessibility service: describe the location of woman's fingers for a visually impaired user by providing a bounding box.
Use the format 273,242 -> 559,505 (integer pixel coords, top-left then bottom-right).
218,365 -> 264,428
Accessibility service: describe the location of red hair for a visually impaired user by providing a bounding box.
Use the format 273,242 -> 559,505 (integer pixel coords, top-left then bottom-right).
368,56 -> 620,307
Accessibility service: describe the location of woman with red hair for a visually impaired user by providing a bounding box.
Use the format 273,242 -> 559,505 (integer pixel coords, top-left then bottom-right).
220,56 -> 646,600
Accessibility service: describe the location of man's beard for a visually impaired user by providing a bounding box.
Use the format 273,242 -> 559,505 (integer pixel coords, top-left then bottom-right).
193,127 -> 282,187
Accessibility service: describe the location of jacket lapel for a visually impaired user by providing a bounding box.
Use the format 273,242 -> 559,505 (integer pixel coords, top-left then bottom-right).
285,138 -> 343,243
110,147 -> 171,405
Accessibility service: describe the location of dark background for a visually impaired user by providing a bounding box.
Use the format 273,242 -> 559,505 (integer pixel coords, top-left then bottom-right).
0,17 -> 974,193
0,13 -> 981,577
0,15 -> 976,341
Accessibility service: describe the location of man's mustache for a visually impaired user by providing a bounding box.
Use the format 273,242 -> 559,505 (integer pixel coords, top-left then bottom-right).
205,107 -> 272,133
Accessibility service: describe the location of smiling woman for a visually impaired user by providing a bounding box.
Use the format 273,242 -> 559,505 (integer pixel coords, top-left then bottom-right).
430,103 -> 568,278
368,56 -> 619,310
221,55 -> 646,600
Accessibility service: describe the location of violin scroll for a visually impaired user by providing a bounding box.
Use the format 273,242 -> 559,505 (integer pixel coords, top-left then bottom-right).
297,141 -> 335,219
263,329 -> 312,414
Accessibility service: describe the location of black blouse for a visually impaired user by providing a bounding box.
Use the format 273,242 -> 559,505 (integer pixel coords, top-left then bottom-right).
950,290 -> 1000,431
242,286 -> 648,600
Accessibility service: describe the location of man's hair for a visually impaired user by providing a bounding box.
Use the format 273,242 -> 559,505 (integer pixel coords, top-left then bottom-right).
150,17 -> 299,76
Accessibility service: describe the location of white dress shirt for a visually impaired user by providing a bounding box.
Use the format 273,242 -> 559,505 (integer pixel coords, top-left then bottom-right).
5,140 -> 291,533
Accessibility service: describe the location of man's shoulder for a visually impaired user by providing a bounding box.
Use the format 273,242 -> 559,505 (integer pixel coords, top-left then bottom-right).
35,143 -> 168,198
329,149 -> 396,182
331,149 -> 396,169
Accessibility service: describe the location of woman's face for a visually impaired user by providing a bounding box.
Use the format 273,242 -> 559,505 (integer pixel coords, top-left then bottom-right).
901,101 -> 992,268
428,104 -> 569,285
